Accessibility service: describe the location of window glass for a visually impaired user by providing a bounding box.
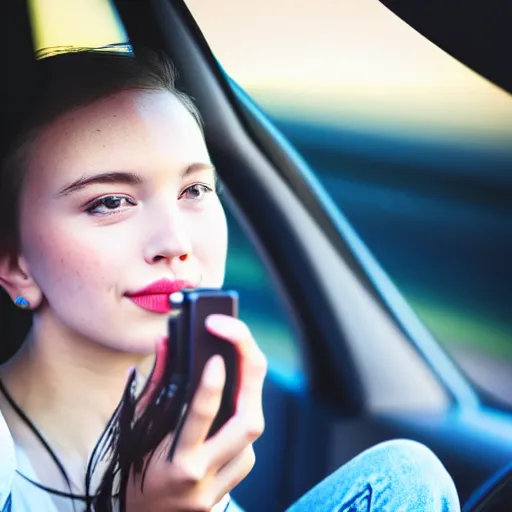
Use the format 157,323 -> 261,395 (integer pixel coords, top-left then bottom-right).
27,0 -> 129,57
186,0 -> 512,406
222,202 -> 303,385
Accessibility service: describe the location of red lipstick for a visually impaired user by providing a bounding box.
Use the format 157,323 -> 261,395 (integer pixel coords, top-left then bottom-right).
126,278 -> 194,313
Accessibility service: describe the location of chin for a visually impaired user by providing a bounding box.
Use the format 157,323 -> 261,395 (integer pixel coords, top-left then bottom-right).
118,337 -> 162,356
114,316 -> 167,351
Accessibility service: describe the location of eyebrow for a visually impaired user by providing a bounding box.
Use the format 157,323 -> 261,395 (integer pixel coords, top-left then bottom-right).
56,163 -> 216,198
56,172 -> 142,197
181,162 -> 216,179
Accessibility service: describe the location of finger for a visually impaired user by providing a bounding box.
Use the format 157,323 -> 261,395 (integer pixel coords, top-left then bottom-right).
172,355 -> 226,456
135,336 -> 168,414
205,315 -> 267,417
213,445 -> 256,501
203,405 -> 265,472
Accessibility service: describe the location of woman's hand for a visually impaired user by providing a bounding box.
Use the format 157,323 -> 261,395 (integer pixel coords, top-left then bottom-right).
125,314 -> 267,511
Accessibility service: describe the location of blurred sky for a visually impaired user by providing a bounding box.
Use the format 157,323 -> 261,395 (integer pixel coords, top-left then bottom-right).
28,0 -> 127,51
28,0 -> 512,147
185,0 -> 512,147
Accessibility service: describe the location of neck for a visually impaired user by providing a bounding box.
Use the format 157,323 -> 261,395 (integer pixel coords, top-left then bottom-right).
0,314 -> 155,465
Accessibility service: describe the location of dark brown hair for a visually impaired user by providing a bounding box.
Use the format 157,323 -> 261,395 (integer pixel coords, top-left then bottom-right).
0,49 -> 208,510
0,49 -> 202,362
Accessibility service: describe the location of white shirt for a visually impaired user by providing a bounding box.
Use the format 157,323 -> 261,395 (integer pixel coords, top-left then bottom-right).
0,410 -> 15,510
4,441 -> 234,511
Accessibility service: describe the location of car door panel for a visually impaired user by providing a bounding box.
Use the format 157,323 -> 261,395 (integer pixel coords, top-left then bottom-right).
234,378 -> 512,511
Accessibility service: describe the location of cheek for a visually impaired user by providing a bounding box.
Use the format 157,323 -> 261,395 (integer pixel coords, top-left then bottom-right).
22,223 -> 120,303
190,201 -> 228,286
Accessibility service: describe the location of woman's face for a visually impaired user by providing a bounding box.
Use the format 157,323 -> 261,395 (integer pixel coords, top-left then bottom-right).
17,89 -> 228,354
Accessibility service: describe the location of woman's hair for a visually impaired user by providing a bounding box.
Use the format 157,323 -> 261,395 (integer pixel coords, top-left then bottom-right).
0,49 -> 202,362
0,49 -> 208,510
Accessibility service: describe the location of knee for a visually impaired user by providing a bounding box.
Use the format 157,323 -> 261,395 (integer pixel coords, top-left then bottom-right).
353,439 -> 460,511
287,439 -> 460,512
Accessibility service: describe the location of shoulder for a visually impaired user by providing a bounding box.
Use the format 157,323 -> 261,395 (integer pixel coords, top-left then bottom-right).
0,412 -> 56,512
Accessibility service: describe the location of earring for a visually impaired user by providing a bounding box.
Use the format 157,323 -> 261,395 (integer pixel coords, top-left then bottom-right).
14,296 -> 30,310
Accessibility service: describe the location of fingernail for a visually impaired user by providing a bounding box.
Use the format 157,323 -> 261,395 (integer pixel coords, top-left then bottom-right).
205,314 -> 225,330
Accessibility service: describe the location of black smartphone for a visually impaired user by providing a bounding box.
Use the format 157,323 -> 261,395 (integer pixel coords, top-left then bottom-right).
167,289 -> 240,447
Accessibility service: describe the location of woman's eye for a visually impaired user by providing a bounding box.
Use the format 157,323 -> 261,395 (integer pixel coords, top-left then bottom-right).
85,195 -> 136,215
180,183 -> 213,201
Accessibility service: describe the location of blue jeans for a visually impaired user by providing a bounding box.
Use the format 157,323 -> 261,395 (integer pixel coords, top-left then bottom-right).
230,439 -> 461,512
0,494 -> 10,512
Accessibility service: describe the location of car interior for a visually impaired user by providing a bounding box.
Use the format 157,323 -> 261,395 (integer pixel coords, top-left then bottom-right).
1,0 -> 511,511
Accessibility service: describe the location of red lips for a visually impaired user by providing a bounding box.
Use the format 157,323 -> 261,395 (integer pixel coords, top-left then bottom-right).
126,278 -> 194,313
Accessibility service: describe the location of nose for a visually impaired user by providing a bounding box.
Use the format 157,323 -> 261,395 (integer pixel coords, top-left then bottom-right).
143,201 -> 192,266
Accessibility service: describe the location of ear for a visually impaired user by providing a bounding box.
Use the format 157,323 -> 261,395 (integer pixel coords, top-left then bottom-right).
0,251 -> 43,310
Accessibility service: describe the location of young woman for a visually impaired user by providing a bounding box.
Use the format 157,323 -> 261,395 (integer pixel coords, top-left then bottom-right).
0,49 -> 461,511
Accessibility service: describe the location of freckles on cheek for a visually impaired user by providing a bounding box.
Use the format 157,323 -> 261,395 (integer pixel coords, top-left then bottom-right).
27,229 -> 104,293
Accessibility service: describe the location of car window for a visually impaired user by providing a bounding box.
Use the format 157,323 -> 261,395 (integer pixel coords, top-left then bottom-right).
222,200 -> 303,385
186,0 -> 512,406
27,0 -> 128,57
